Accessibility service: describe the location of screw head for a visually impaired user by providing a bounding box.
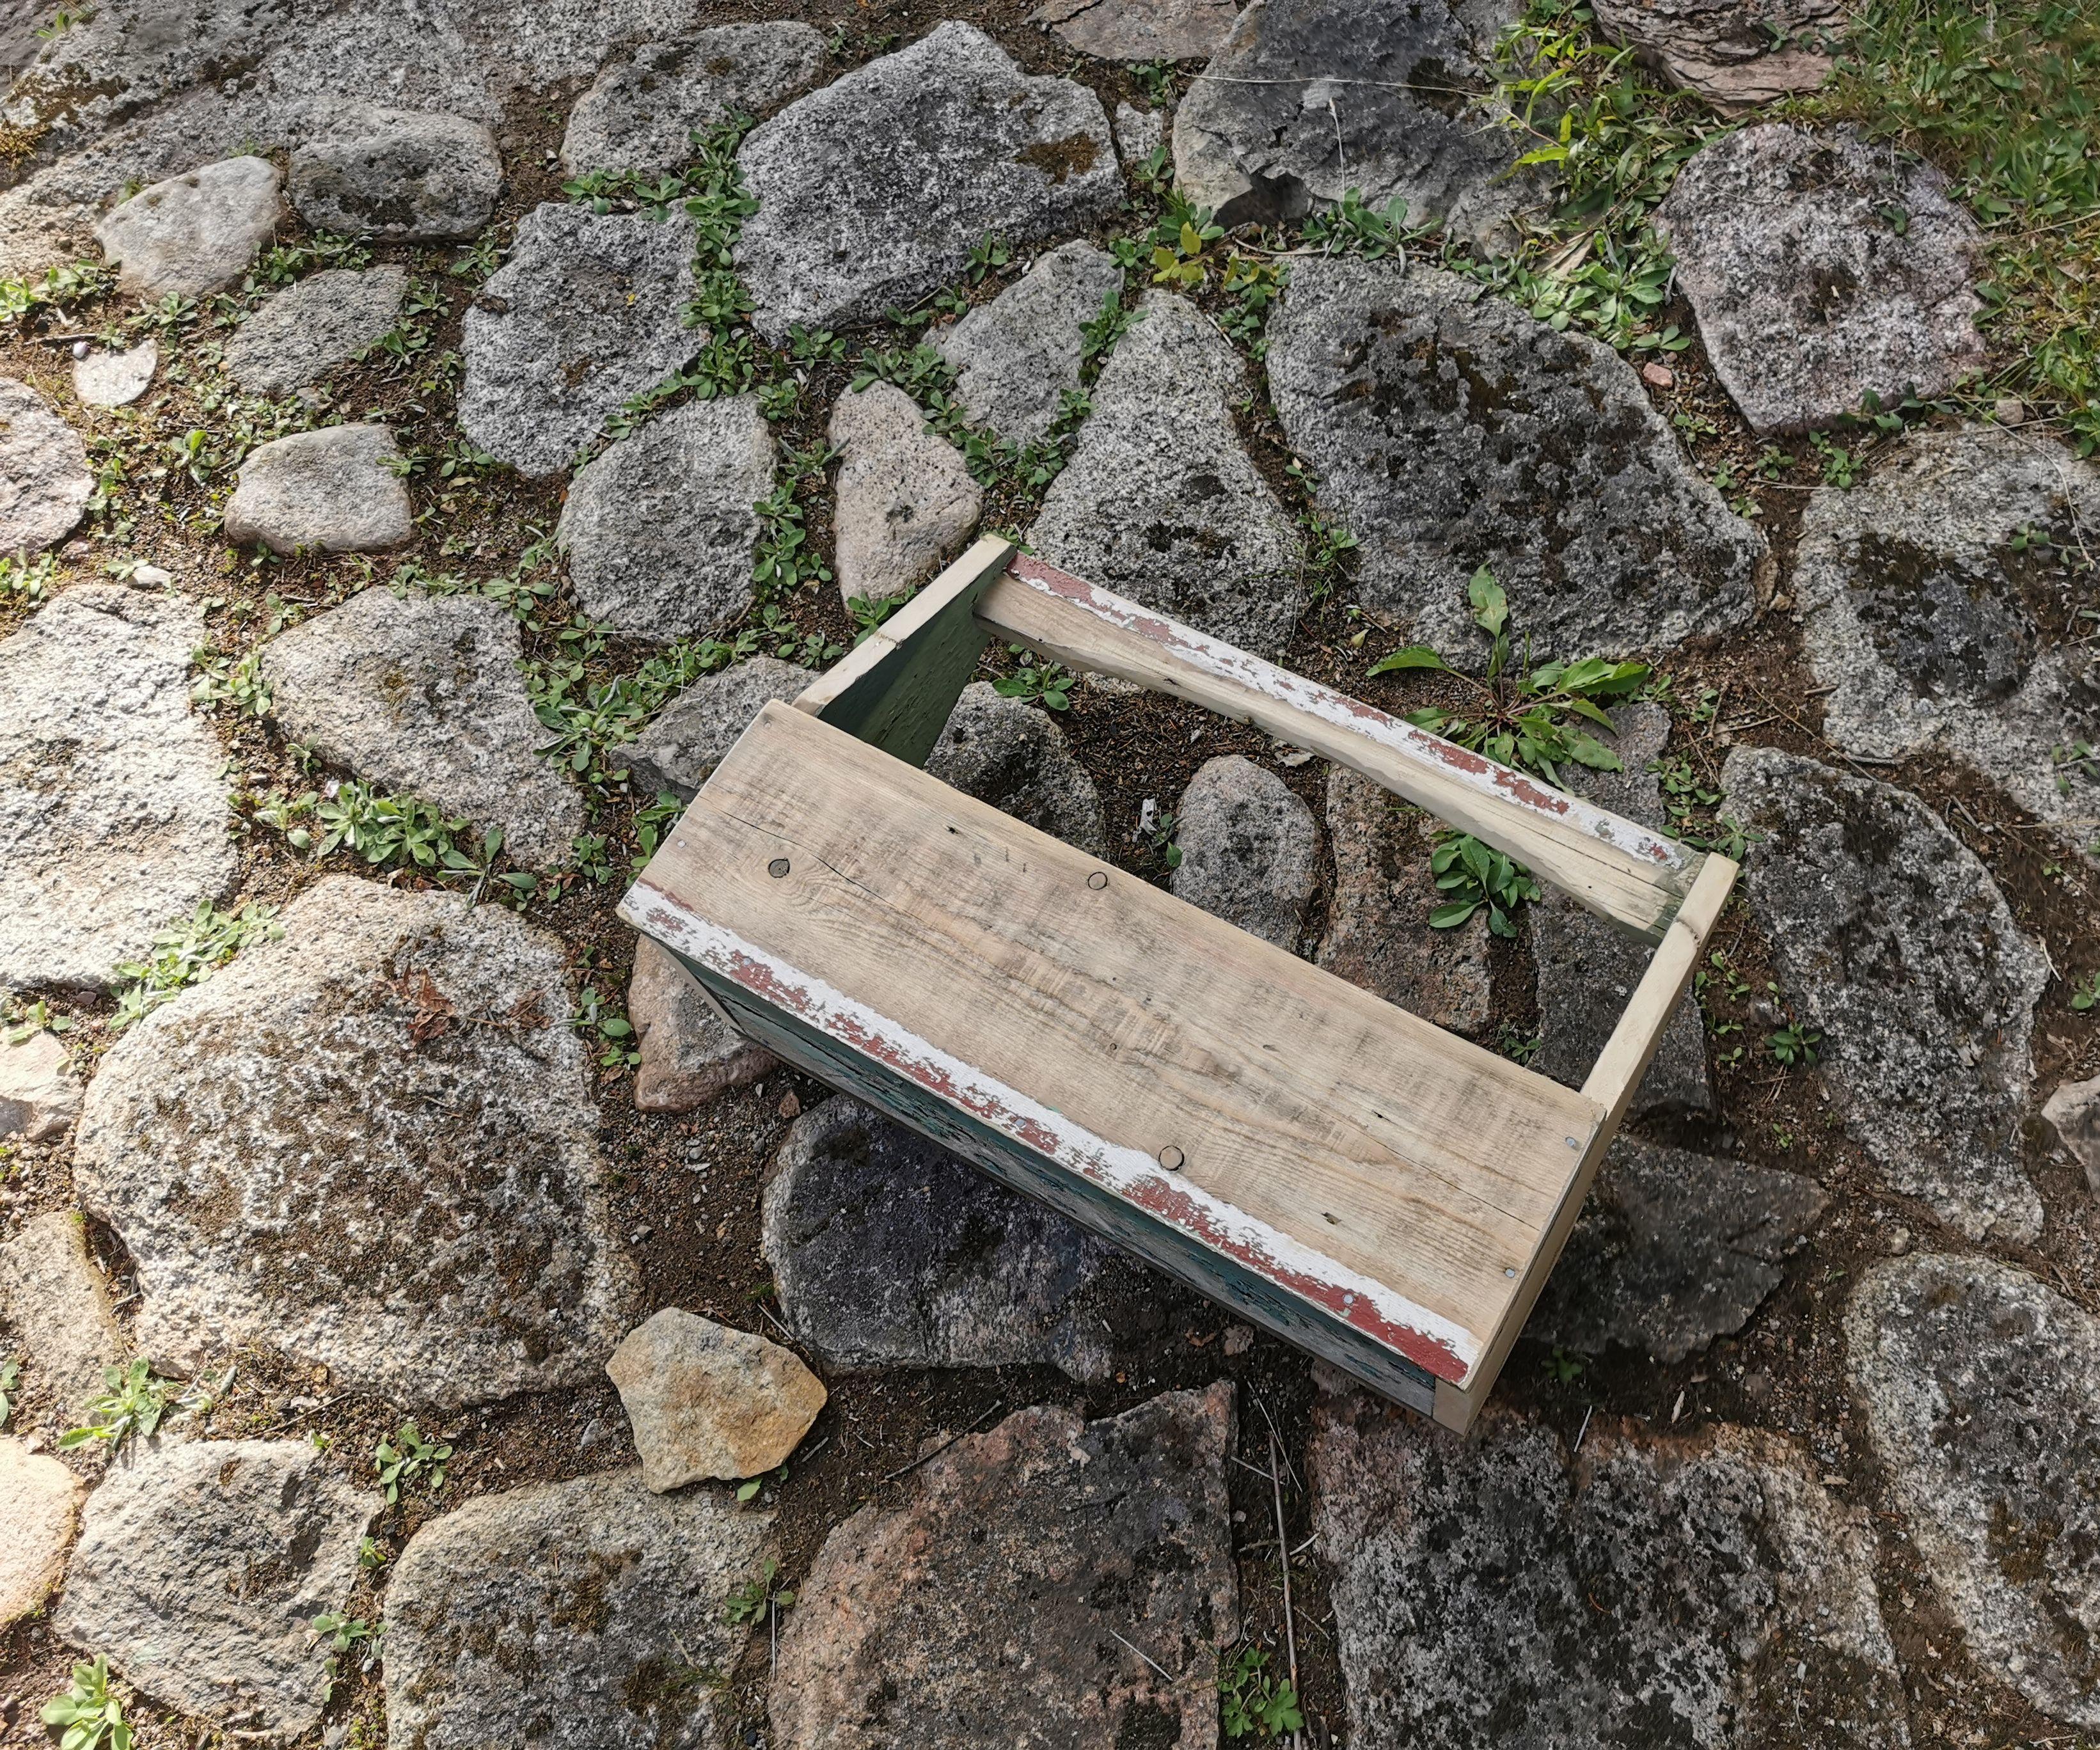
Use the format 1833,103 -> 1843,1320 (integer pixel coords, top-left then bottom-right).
1086,871 -> 1108,890
1158,1145 -> 1185,1171
767,857 -> 791,879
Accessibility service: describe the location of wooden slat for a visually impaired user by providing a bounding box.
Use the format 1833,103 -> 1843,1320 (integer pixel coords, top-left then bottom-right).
791,536 -> 1014,767
977,555 -> 1703,943
1431,850 -> 1739,1431
623,700 -> 1609,1387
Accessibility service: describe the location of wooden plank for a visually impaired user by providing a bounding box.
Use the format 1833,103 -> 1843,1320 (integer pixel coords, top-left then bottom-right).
792,535 -> 1016,768
977,554 -> 1703,943
1430,851 -> 1739,1432
623,700 -> 1609,1389
682,954 -> 1441,1415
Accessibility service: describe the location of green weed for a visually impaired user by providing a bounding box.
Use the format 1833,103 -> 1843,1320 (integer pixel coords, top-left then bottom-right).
375,1421 -> 452,1504
61,1359 -> 176,1450
40,1656 -> 130,1750
1220,1646 -> 1304,1740
110,901 -> 281,1027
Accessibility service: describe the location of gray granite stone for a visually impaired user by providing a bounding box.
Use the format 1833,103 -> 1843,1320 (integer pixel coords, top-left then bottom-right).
1657,124 -> 1986,434
556,395 -> 773,642
562,22 -> 828,175
736,23 -> 1120,337
1529,1137 -> 1827,1362
287,106 -> 501,241
775,1385 -> 1237,1749
0,585 -> 234,990
1171,755 -> 1318,950
619,655 -> 808,801
221,422 -> 413,555
828,381 -> 981,607
459,201 -> 699,477
224,264 -> 409,396
1030,292 -> 1303,654
1267,255 -> 1763,656
93,155 -> 280,296
1849,1254 -> 2100,1728
932,240 -> 1124,445
1724,744 -> 2048,1242
72,877 -> 635,1407
0,377 -> 91,553
385,1467 -> 770,1749
1311,1396 -> 1909,1749
259,586 -> 583,867
926,681 -> 1107,855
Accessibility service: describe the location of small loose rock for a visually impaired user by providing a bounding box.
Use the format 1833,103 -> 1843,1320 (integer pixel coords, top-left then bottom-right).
606,1307 -> 827,1488
1171,755 -> 1318,950
93,155 -> 281,296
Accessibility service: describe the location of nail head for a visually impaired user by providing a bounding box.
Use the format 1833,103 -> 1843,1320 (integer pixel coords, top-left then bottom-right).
1158,1145 -> 1185,1171
1086,871 -> 1108,890
768,857 -> 791,879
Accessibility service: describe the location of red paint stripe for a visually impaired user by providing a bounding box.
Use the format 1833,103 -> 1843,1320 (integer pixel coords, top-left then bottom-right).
638,895 -> 1472,1383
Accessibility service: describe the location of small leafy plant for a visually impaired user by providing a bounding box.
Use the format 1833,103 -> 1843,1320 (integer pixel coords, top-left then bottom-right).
61,1360 -> 176,1451
1430,831 -> 1541,938
0,1355 -> 19,1428
2069,971 -> 2099,1013
724,1557 -> 797,1627
1370,569 -> 1649,785
110,901 -> 281,1027
41,1656 -> 130,1750
1767,1020 -> 1822,1066
993,652 -> 1075,711
375,1421 -> 452,1504
310,1612 -> 383,1703
1220,1646 -> 1304,1740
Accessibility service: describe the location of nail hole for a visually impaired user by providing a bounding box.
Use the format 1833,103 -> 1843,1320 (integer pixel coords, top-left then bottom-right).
768,858 -> 791,879
1086,871 -> 1108,890
1158,1145 -> 1185,1171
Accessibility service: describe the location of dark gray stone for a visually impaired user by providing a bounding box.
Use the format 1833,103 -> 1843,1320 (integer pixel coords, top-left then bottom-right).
1848,1254 -> 2100,1728
221,422 -> 414,555
1173,0 -> 1536,246
762,1096 -> 1160,1379
287,106 -> 501,241
385,1468 -> 770,1750
932,240 -> 1125,445
224,264 -> 409,396
1723,745 -> 2048,1242
736,22 -> 1121,338
1311,1396 -> 1909,1749
459,201 -> 699,477
1267,255 -> 1764,656
0,585 -> 234,991
555,395 -> 773,642
1593,0 -> 1841,105
926,681 -> 1107,855
619,655 -> 808,801
1034,0 -> 1242,62
1529,704 -> 1712,1117
1529,1137 -> 1827,1362
0,377 -> 90,553
1030,292 -> 1303,655
71,877 -> 635,1408
258,586 -> 583,867
1794,423 -> 2100,836
629,935 -> 774,1112
561,22 -> 828,175
1318,766 -> 1491,1036
1657,124 -> 1986,434
54,1440 -> 377,1738
1171,755 -> 1318,950
774,1385 -> 1238,1750
93,155 -> 280,296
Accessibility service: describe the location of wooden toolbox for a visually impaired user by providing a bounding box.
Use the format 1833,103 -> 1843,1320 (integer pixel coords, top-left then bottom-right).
620,537 -> 1735,1430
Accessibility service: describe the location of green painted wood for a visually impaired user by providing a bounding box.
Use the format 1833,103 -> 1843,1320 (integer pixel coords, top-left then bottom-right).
674,946 -> 1441,1416
809,540 -> 1015,769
